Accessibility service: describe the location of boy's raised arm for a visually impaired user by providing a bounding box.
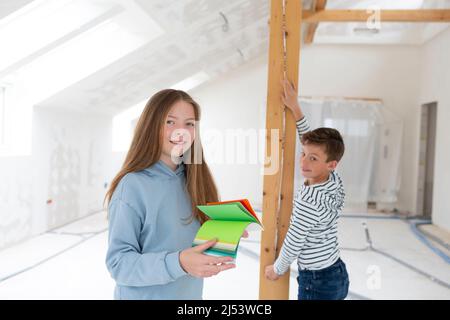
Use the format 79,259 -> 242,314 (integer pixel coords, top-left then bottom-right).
281,79 -> 310,140
282,79 -> 303,121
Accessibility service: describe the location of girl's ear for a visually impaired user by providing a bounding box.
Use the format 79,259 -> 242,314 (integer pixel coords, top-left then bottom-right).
327,160 -> 338,171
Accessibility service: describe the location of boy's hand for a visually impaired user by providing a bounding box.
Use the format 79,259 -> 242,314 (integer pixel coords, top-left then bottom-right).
242,230 -> 249,238
265,265 -> 280,281
281,79 -> 304,121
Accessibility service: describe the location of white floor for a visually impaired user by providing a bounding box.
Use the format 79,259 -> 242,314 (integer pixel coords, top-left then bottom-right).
0,211 -> 449,300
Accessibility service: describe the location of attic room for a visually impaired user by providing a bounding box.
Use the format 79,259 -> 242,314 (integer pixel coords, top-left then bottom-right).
0,0 -> 449,300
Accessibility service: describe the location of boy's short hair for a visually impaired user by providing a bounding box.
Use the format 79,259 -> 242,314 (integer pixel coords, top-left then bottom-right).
301,128 -> 345,162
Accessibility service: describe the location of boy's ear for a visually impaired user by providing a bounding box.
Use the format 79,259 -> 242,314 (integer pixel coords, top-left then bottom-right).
327,160 -> 338,171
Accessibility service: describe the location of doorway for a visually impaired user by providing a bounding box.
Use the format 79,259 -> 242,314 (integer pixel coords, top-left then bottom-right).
417,102 -> 437,218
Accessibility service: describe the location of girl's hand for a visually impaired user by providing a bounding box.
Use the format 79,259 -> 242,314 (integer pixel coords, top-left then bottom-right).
179,239 -> 236,278
281,79 -> 304,121
265,264 -> 280,281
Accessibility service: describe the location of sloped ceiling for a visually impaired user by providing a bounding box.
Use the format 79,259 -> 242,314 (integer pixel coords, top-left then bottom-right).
1,0 -> 449,115
313,0 -> 450,45
36,0 -> 271,114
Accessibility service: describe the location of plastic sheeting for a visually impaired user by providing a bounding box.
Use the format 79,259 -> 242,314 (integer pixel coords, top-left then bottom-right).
295,98 -> 403,209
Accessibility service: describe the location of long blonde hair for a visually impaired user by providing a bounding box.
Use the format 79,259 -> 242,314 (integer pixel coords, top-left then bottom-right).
104,89 -> 218,224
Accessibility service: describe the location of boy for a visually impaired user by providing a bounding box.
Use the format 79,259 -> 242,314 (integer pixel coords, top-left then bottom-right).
265,80 -> 349,300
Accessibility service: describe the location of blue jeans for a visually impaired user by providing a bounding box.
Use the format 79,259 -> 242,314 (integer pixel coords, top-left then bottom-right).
297,258 -> 349,300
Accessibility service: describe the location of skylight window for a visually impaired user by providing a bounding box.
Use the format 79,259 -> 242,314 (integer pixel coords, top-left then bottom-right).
0,0 -> 112,74
171,72 -> 210,92
18,20 -> 143,103
0,0 -> 164,104
0,0 -> 164,156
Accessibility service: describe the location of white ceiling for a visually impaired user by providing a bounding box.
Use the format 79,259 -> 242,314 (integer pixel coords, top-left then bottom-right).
0,0 -> 34,20
314,0 -> 450,45
18,0 -> 270,114
0,0 -> 449,115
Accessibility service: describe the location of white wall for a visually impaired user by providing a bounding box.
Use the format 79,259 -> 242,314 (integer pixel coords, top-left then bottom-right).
419,27 -> 450,232
192,44 -> 423,215
300,44 -> 422,215
190,56 -> 268,209
0,108 -> 113,250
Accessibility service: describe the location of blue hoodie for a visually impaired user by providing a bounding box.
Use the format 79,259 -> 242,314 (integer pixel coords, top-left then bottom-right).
105,160 -> 202,300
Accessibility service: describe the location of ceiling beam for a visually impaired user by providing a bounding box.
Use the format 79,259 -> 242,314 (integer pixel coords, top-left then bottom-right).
302,9 -> 450,22
305,0 -> 327,44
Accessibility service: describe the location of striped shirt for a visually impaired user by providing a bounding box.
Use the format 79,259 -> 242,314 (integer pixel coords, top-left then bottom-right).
274,117 -> 345,273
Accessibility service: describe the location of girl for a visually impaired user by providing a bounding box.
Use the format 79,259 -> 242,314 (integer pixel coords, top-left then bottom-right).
105,89 -> 236,300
